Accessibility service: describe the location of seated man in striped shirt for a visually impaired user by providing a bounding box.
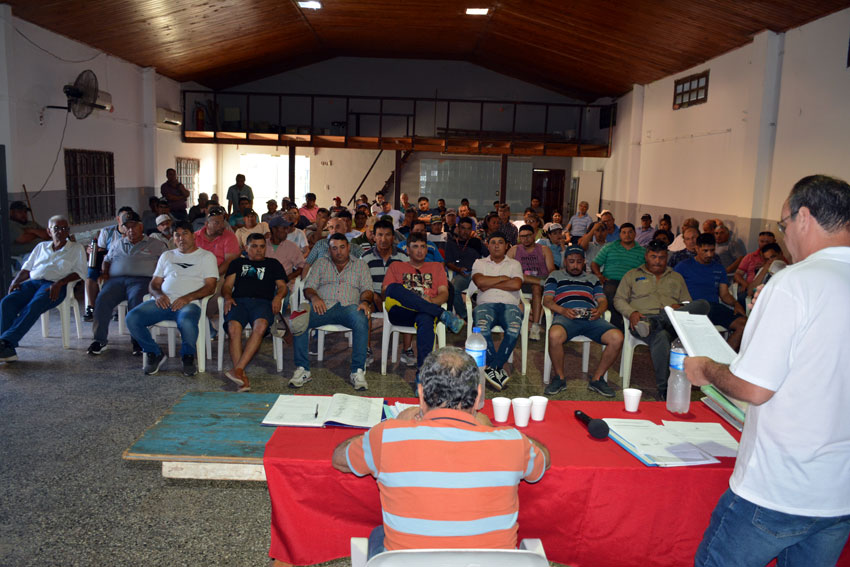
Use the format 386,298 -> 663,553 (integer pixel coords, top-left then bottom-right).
543,246 -> 624,397
333,346 -> 549,559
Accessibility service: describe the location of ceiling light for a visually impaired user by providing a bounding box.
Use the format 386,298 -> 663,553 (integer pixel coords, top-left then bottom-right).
466,8 -> 489,15
298,1 -> 322,9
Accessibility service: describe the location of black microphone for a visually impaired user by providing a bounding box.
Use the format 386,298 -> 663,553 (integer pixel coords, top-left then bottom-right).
575,410 -> 609,439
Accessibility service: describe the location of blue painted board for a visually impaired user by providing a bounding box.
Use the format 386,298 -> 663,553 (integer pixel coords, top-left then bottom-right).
123,392 -> 280,463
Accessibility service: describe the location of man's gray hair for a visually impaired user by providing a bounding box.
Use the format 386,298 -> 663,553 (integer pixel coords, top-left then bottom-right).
789,175 -> 850,233
420,347 -> 480,410
47,214 -> 68,227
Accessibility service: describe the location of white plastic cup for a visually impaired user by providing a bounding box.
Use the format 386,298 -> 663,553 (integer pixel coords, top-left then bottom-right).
623,388 -> 642,412
491,397 -> 511,422
511,398 -> 532,427
529,396 -> 548,421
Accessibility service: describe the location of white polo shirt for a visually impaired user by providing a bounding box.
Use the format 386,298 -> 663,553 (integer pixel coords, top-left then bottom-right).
21,240 -> 87,283
470,255 -> 523,305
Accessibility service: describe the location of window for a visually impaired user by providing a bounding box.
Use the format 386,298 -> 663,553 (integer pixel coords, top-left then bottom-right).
419,158 -> 532,213
673,70 -> 709,110
176,157 -> 200,202
64,149 -> 115,224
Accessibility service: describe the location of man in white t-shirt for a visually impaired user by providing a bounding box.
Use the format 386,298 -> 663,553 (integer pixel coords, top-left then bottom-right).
126,221 -> 218,377
686,175 -> 850,566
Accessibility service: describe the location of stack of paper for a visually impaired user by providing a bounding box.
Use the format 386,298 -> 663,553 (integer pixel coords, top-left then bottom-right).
603,418 -> 724,467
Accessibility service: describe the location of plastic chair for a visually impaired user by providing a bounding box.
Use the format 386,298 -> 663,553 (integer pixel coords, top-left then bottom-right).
216,296 -> 287,372
619,318 -> 648,390
542,306 -> 610,384
350,537 -> 548,567
149,295 -> 213,373
117,300 -> 129,335
40,280 -> 83,349
379,300 -> 447,375
289,277 -> 353,361
464,281 -> 529,375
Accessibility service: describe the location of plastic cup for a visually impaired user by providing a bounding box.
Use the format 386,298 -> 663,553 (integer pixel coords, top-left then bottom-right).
491,397 -> 511,422
529,396 -> 548,421
623,388 -> 642,412
511,398 -> 532,427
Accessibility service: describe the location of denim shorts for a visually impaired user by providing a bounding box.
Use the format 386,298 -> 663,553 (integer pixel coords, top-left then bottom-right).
551,314 -> 616,343
224,296 -> 274,327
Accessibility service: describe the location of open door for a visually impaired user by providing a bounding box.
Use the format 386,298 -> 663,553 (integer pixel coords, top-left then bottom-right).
531,169 -> 565,222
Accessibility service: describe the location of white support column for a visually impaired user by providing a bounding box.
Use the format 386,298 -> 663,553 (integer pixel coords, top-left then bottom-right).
141,67 -> 157,193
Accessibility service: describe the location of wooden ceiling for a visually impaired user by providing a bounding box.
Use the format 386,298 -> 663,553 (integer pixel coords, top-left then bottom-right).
9,0 -> 850,100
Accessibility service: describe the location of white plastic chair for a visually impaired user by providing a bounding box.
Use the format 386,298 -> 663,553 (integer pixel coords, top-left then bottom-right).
379,300 -> 447,375
542,306 -> 610,384
350,537 -> 548,567
40,280 -> 82,349
117,300 -> 129,335
148,295 -> 213,373
619,318 -> 648,390
290,277 -> 353,361
464,281 -> 529,375
216,295 -> 287,372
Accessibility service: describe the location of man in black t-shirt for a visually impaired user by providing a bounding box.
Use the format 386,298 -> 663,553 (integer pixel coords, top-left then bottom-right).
444,217 -> 485,319
222,233 -> 288,391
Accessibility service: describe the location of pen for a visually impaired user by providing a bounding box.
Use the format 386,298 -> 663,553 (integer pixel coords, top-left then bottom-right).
314,404 -> 319,418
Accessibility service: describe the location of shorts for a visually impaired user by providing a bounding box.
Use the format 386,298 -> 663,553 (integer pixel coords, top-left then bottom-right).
551,314 -> 616,343
224,297 -> 274,328
521,282 -> 542,294
707,301 -> 742,329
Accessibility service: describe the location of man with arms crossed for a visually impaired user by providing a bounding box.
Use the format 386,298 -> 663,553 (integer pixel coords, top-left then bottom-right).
687,175 -> 850,566
332,347 -> 549,559
544,246 -> 624,397
126,221 -> 218,376
222,234 -> 288,392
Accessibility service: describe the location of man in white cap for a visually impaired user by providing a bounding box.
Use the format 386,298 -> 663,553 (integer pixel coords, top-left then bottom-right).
150,214 -> 176,249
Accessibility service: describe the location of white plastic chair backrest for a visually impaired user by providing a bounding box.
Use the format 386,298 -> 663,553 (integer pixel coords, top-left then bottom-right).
290,276 -> 304,310
366,549 -> 548,567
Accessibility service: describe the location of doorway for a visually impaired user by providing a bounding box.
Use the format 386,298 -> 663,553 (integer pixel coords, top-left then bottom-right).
531,169 -> 565,222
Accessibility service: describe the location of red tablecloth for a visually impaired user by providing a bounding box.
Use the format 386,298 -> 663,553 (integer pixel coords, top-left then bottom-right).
264,399 -> 850,567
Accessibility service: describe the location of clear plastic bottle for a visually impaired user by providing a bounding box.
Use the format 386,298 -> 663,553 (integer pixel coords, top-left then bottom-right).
666,338 -> 691,414
465,327 -> 487,410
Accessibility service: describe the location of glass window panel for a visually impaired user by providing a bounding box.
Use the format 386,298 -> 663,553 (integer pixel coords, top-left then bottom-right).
675,94 -> 683,105
699,77 -> 706,87
676,83 -> 683,93
697,88 -> 705,99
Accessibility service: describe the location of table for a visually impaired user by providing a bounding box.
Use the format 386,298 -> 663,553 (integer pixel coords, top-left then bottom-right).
264,400 -> 850,567
124,392 -> 278,480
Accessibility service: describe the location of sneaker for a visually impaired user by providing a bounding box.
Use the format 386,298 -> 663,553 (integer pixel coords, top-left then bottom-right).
83,306 -> 94,322
0,340 -> 18,363
399,348 -> 417,367
439,310 -> 466,334
588,378 -> 615,398
544,378 -> 567,396
143,352 -> 167,375
529,323 -> 542,341
365,347 -> 374,367
289,367 -> 312,388
131,339 -> 143,356
635,319 -> 651,338
225,368 -> 250,392
86,341 -> 108,356
498,368 -> 511,389
182,355 -> 197,377
484,367 -> 504,391
350,368 -> 368,391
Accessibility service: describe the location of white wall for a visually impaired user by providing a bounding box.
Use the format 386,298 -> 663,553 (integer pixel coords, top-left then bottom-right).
769,8 -> 850,215
594,9 -> 850,249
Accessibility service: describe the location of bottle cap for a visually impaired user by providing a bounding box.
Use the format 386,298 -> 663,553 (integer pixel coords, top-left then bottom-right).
472,327 -> 481,333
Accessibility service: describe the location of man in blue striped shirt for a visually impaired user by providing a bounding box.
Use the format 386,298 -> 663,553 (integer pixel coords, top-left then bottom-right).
543,246 -> 624,397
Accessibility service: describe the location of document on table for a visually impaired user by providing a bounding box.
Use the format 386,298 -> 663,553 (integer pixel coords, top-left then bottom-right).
604,418 -> 720,467
384,402 -> 419,419
262,394 -> 384,428
663,306 -> 737,364
661,420 -> 739,458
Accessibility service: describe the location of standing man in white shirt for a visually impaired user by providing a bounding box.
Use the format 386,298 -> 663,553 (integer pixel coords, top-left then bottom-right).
0,216 -> 86,362
686,175 -> 850,566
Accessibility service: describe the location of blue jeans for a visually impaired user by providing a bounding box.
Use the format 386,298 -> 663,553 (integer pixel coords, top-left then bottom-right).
367,525 -> 386,560
473,302 -> 523,370
696,489 -> 850,567
125,299 -> 201,356
0,279 -> 67,347
384,283 -> 444,368
451,273 -> 471,318
293,303 -> 369,373
92,276 -> 151,343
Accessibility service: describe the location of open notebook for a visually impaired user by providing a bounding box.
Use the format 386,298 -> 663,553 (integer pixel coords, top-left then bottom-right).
262,394 -> 384,428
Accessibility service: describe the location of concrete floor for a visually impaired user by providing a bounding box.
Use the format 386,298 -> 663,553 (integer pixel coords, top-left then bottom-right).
0,303 -> 663,566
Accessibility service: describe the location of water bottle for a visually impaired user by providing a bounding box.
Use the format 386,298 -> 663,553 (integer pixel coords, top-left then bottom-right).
87,237 -> 99,268
465,327 -> 487,410
667,338 -> 691,414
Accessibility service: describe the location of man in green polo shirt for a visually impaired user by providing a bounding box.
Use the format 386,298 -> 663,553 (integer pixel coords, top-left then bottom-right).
591,222 -> 645,330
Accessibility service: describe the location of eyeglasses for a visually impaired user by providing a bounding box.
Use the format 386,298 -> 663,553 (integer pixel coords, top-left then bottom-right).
646,239 -> 668,251
49,225 -> 70,232
777,212 -> 797,234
